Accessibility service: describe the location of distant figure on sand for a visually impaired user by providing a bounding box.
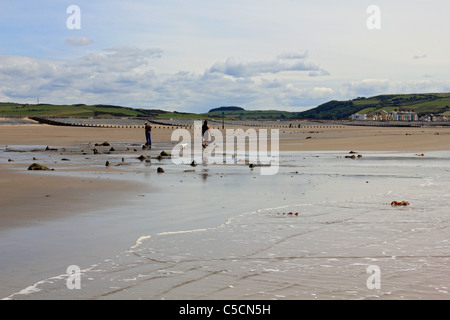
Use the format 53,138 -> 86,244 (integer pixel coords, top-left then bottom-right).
145,121 -> 152,149
202,120 -> 210,148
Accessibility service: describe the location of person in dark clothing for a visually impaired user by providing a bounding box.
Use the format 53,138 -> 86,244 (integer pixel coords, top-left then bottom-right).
145,122 -> 152,149
202,120 -> 210,148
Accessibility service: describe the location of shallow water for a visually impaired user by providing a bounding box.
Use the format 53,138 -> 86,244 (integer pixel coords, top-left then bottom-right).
1,149 -> 449,300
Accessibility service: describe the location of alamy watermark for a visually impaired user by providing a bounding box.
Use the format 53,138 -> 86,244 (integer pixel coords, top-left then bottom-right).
366,265 -> 381,290
367,5 -> 381,30
66,265 -> 81,290
65,4 -> 380,32
66,5 -> 81,30
170,121 -> 279,175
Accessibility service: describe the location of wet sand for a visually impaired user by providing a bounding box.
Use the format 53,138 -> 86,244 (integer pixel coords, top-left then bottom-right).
1,123 -> 448,231
1,123 -> 449,151
0,164 -> 144,230
0,123 -> 449,300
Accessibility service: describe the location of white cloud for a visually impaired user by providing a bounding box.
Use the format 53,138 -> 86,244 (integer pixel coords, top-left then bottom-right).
71,46 -> 163,73
312,87 -> 335,97
65,37 -> 93,46
309,69 -> 331,77
0,48 -> 330,111
277,52 -> 309,60
343,79 -> 390,97
0,47 -> 162,102
1,47 -> 449,113
341,79 -> 450,99
413,54 -> 428,60
208,54 -> 329,78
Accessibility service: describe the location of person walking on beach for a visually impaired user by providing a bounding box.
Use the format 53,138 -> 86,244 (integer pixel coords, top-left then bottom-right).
145,121 -> 152,149
202,120 -> 210,148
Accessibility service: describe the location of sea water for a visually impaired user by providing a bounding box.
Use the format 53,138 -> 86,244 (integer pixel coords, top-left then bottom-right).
1,150 -> 449,299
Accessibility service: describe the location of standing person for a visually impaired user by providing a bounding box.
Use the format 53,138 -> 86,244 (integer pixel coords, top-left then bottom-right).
202,120 -> 210,148
145,121 -> 152,149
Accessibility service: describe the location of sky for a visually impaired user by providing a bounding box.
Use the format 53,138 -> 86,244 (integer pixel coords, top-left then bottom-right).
0,0 -> 449,113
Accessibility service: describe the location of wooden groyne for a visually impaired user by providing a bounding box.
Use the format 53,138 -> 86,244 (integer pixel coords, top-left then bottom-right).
27,116 -> 450,129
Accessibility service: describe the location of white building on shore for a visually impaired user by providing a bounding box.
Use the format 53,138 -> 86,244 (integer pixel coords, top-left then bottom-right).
352,109 -> 418,121
351,113 -> 366,120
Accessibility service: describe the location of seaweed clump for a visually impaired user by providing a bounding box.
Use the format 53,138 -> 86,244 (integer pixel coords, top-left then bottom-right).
28,163 -> 50,171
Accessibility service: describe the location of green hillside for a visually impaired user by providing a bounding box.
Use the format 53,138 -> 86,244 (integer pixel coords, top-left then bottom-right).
0,102 -> 199,119
0,102 -> 299,120
295,100 -> 358,120
298,93 -> 450,120
354,94 -> 450,116
2,92 -> 449,120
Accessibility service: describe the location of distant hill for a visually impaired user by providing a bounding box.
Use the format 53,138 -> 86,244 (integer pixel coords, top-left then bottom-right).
297,93 -> 450,120
208,106 -> 244,113
296,100 -> 358,120
0,102 -> 300,120
0,102 -> 201,119
2,93 -> 449,120
205,108 -> 297,120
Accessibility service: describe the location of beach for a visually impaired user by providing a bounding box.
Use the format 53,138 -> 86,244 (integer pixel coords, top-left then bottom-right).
1,121 -> 450,151
0,121 -> 449,300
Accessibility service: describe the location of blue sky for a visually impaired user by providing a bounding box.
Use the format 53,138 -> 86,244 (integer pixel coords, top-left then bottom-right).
1,0 -> 449,112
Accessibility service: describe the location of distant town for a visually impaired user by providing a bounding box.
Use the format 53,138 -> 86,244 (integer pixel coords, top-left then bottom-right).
352,109 -> 448,122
